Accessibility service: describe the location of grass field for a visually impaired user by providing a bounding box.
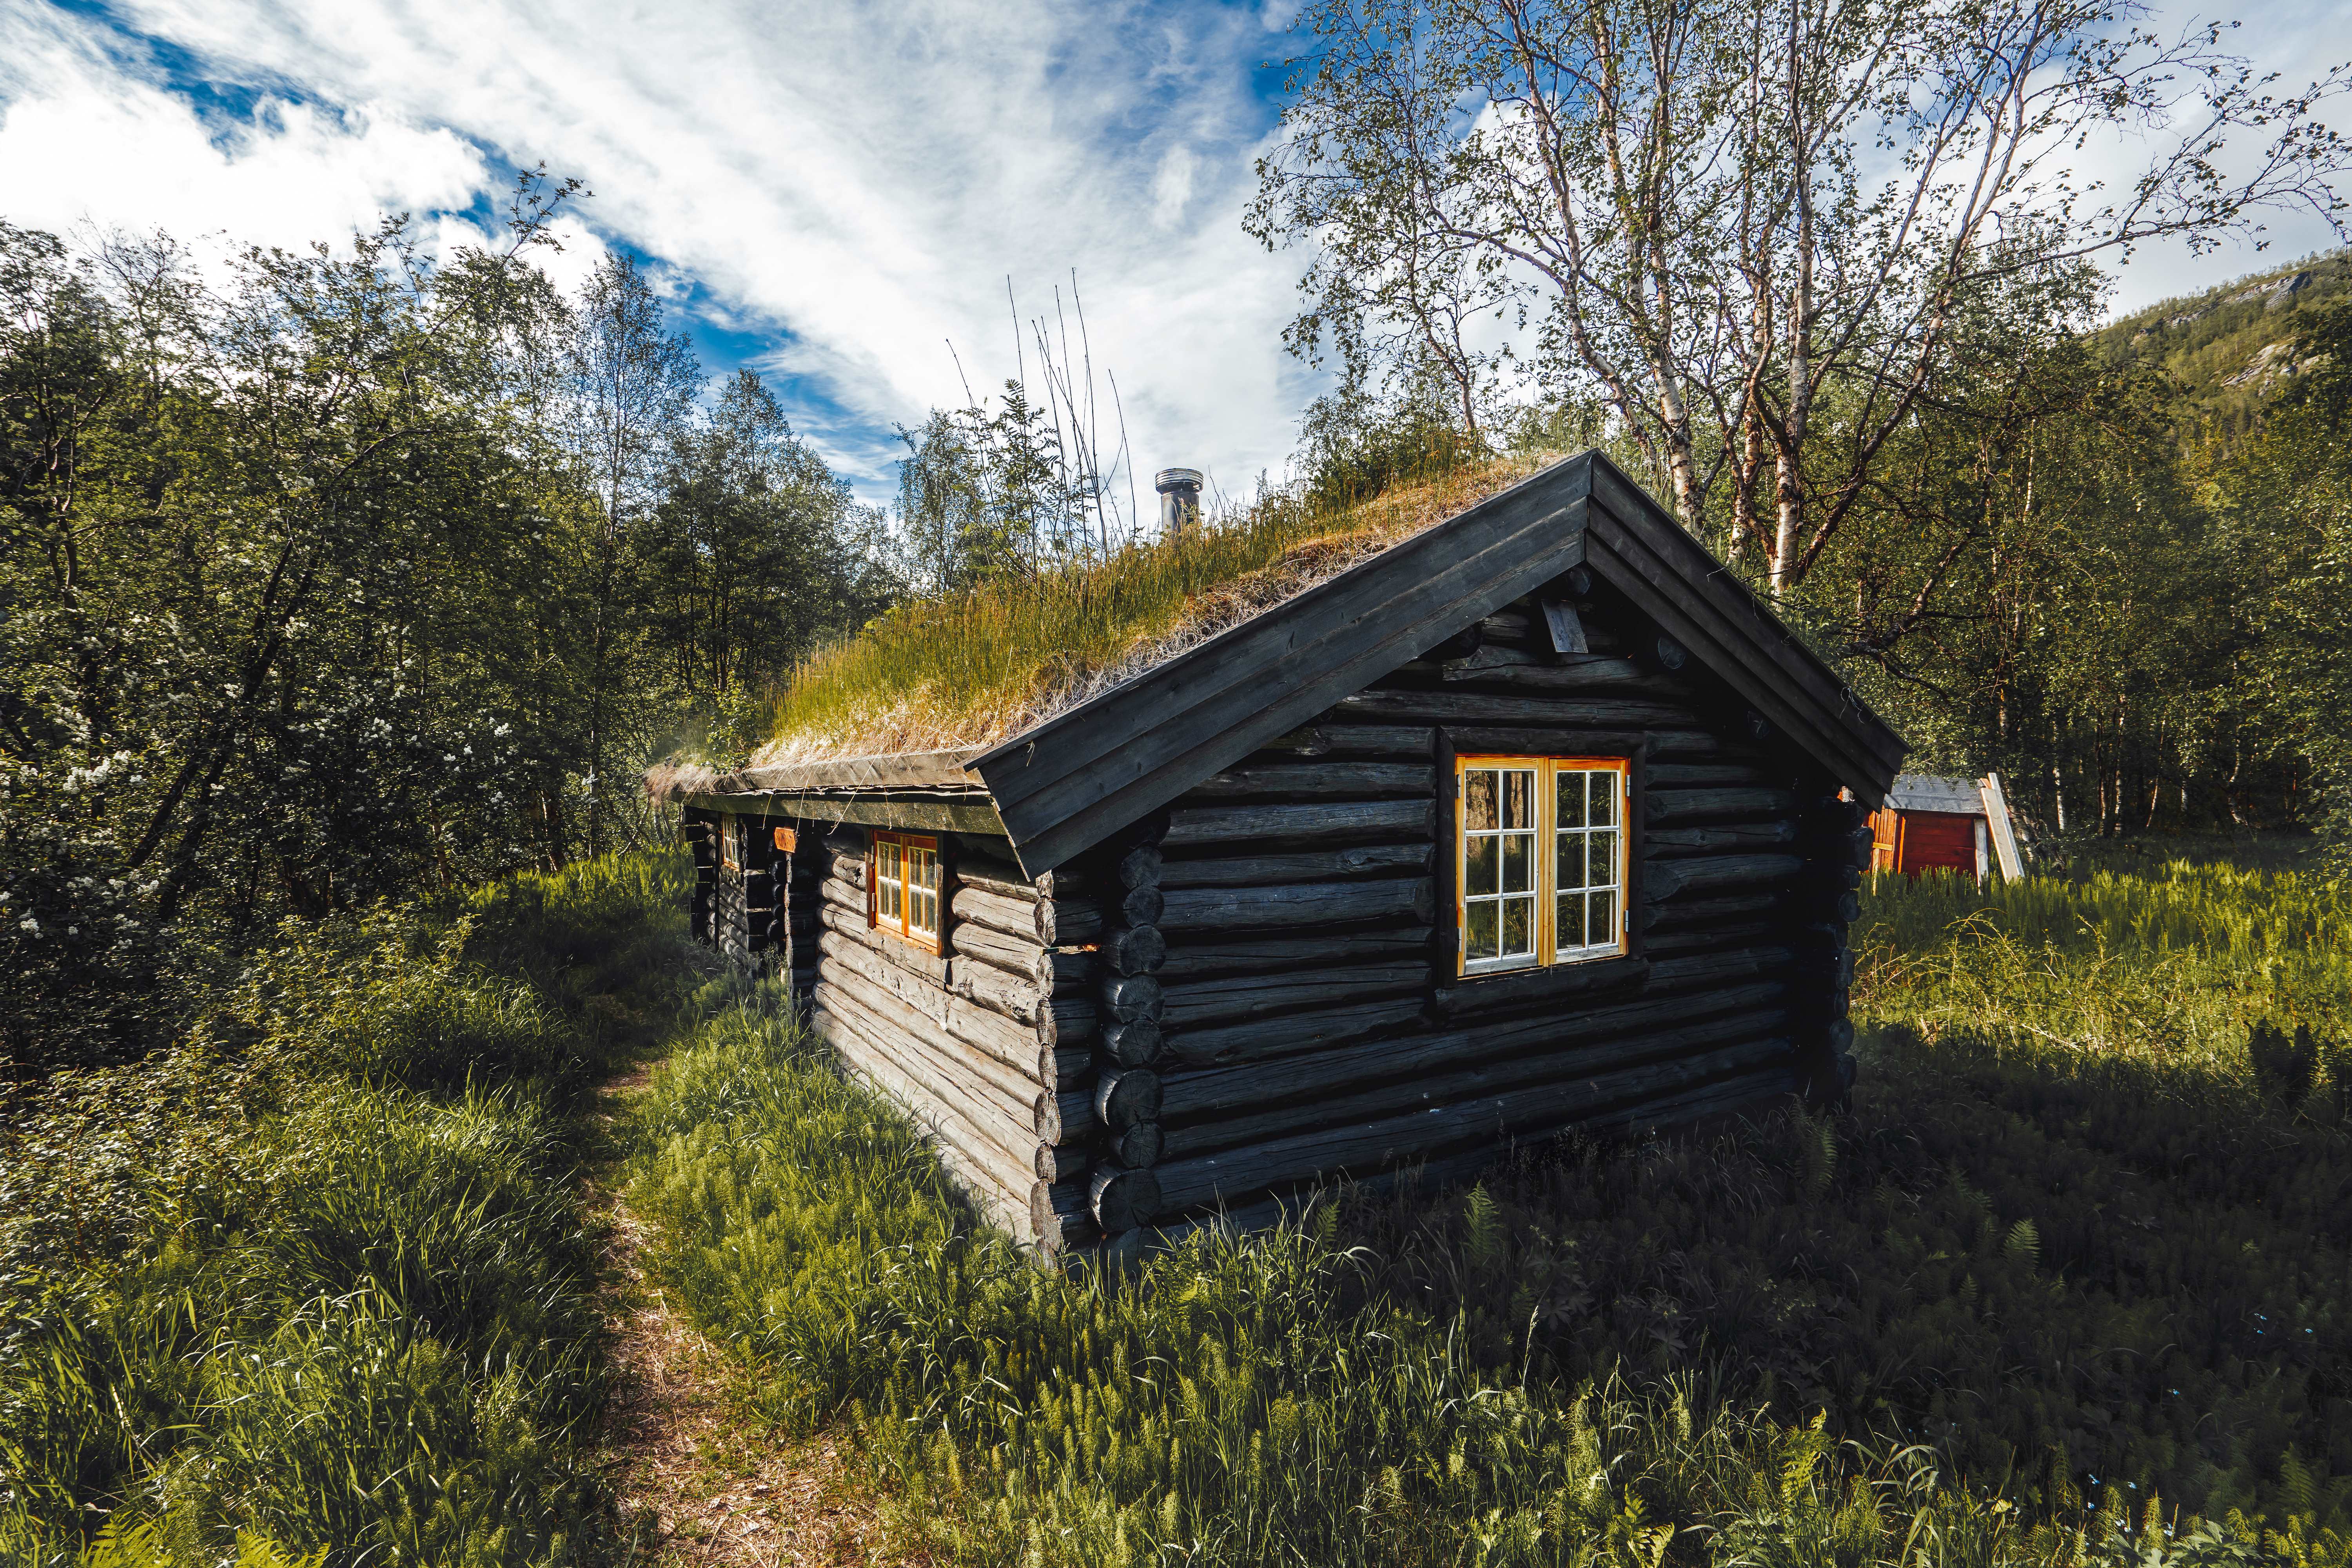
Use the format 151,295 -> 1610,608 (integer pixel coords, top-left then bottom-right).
627,852 -> 2352,1567
0,855 -> 703,1566
6,846 -> 2347,1566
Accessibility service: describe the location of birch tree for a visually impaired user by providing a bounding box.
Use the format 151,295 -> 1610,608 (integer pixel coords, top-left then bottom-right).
1250,0 -> 2349,591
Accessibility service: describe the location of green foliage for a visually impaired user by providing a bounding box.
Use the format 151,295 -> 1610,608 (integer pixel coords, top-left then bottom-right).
0,849 -> 700,1566
628,857 -> 2352,1566
0,198 -> 876,1074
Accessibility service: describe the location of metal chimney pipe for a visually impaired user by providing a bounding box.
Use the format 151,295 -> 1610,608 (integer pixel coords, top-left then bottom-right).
1156,467 -> 1203,539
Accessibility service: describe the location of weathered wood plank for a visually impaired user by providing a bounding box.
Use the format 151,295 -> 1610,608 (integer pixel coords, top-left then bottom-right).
1160,978 -> 1786,1107
1646,822 -> 1799,855
1185,763 -> 1435,800
1156,878 -> 1435,935
1645,788 -> 1798,825
1643,854 -> 1803,901
1160,998 -> 1430,1071
1160,964 -> 1432,1031
1160,1011 -> 1786,1162
1162,798 -> 1435,850
691,791 -> 1007,836
1149,1035 -> 1796,1217
948,916 -> 1044,975
951,884 -> 1036,942
1258,724 -> 1435,759
819,898 -> 949,986
813,992 -> 1040,1204
1334,689 -> 1693,728
1155,927 -> 1436,983
1157,842 -> 1432,890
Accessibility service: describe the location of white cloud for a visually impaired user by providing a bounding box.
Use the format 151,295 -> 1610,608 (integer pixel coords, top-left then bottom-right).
0,0 -> 1311,501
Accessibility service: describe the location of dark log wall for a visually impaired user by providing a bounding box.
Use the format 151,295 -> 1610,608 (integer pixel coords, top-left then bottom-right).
1074,570 -> 1866,1249
692,570 -> 1866,1258
799,824 -> 1105,1258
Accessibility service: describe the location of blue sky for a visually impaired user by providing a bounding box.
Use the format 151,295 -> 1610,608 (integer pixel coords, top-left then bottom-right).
4,0 -> 2347,506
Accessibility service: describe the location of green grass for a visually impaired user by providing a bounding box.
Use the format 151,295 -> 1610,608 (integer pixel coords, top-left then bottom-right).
624,852 -> 2352,1566
0,851 -> 704,1568
735,457 -> 1544,766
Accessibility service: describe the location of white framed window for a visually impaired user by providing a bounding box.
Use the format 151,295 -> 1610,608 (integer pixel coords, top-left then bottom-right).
869,831 -> 942,951
1455,755 -> 1629,976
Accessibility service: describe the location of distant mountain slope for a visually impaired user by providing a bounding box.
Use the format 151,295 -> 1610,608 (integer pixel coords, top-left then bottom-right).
2095,249 -> 2349,447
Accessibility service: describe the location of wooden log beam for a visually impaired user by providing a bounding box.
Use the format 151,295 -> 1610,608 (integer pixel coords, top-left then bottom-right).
1162,798 -> 1434,851
1334,690 -> 1693,728
1091,1165 -> 1162,1233
1102,926 -> 1167,976
1641,892 -> 1786,933
1094,1067 -> 1162,1129
820,898 -> 948,986
1156,878 -> 1435,935
1116,843 -> 1164,889
1647,763 -> 1779,789
1643,854 -> 1803,902
1033,1176 -> 1095,1253
1258,724 -> 1435,759
954,856 -> 1037,903
1186,762 -> 1436,800
1160,1011 -> 1788,1163
1160,964 -> 1431,1031
814,992 -> 1040,1204
1036,947 -> 1094,990
1159,979 -> 1787,1115
951,884 -> 1036,942
1646,788 -> 1798,824
949,917 -> 1044,976
1439,660 -> 1693,699
818,943 -> 1045,1108
1439,726 -> 1742,761
1036,1141 -> 1091,1183
1109,1123 -> 1163,1169
1153,928 -> 1435,982
1161,998 -> 1428,1071
1646,822 -> 1799,856
1151,1036 -> 1797,1218
1034,890 -> 1164,946
1157,842 -> 1432,890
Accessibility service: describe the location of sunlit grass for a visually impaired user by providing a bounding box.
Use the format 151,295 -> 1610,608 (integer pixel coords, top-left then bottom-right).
748,456 -> 1552,764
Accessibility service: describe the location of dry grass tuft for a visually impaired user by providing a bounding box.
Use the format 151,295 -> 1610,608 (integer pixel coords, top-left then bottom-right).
743,456 -> 1554,767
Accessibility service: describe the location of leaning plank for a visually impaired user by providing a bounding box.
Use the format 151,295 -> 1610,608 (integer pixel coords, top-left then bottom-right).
1156,878 -> 1435,935
1162,798 -> 1435,851
1156,842 -> 1433,890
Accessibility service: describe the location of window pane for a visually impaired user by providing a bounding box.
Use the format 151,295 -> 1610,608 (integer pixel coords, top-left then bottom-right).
1501,831 -> 1532,893
1465,835 -> 1498,896
1557,770 -> 1588,829
1466,900 -> 1499,961
1557,891 -> 1577,945
1555,829 -> 1581,891
1501,895 -> 1534,956
1465,769 -> 1497,831
1590,771 -> 1617,827
1588,829 -> 1619,888
1590,887 -> 1617,949
1503,769 -> 1532,829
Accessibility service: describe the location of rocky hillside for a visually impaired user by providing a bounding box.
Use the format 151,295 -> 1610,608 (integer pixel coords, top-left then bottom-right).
2096,249 -> 2350,448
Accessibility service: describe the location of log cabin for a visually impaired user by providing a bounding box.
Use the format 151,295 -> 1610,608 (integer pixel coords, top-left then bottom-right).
661,452 -> 1907,1258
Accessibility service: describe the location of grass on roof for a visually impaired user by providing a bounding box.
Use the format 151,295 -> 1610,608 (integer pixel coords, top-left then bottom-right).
745,455 -> 1556,767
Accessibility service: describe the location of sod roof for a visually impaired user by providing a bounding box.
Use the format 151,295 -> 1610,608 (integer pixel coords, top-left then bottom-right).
648,456 -> 1552,799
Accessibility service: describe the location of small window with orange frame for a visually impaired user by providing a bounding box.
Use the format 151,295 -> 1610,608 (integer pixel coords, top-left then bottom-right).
869,831 -> 942,951
1456,755 -> 1629,976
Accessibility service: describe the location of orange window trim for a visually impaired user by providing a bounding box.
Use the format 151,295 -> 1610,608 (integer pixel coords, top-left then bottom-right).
1454,754 -> 1630,978
869,830 -> 944,953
